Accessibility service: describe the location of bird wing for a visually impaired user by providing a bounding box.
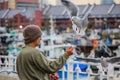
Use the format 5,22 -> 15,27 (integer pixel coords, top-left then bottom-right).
61,0 -> 79,17
76,57 -> 100,63
106,56 -> 120,63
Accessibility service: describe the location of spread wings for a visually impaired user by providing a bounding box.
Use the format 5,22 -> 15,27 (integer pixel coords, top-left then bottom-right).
61,0 -> 79,17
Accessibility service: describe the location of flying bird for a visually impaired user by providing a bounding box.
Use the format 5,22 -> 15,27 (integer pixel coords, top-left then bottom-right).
76,56 -> 120,80
61,0 -> 87,35
61,0 -> 79,17
76,56 -> 120,67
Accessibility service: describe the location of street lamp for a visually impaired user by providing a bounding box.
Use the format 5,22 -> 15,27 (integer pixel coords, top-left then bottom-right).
119,25 -> 120,28
19,25 -> 23,29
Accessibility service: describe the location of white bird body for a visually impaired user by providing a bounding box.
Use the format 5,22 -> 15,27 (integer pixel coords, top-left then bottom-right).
72,23 -> 86,36
71,16 -> 87,35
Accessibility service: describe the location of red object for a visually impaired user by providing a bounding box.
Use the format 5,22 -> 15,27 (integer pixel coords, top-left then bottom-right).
93,39 -> 98,48
50,73 -> 59,80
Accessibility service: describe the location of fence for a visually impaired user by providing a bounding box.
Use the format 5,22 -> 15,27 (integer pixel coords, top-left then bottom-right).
0,55 -> 17,74
0,55 -> 120,80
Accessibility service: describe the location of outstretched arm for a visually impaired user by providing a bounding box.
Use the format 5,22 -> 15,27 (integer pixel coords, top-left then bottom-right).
33,46 -> 73,73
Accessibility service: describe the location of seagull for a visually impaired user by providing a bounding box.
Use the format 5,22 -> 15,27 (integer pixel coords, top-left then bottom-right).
76,56 -> 120,67
61,0 -> 87,35
76,56 -> 120,79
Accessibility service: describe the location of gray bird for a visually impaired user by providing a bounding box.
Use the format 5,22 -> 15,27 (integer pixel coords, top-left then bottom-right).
76,56 -> 120,67
61,0 -> 87,35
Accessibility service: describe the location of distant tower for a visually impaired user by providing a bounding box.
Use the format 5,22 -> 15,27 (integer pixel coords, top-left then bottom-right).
101,0 -> 114,4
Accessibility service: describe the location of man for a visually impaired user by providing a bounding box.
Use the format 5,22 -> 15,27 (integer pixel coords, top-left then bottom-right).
16,25 -> 73,80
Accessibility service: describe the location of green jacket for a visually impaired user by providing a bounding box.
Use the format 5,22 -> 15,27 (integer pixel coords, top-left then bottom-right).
16,45 -> 69,80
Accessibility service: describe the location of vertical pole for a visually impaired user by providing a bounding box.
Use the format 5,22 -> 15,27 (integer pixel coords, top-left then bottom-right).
67,59 -> 73,80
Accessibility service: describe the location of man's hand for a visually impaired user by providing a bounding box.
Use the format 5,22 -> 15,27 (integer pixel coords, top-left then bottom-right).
65,46 -> 74,56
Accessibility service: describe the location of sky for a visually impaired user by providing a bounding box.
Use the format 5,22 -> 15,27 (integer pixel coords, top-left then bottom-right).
70,0 -> 100,5
114,0 -> 120,4
48,0 -> 120,5
71,0 -> 120,5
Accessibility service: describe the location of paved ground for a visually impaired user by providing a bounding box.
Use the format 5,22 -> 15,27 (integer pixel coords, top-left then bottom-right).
0,73 -> 19,80
0,73 -> 120,80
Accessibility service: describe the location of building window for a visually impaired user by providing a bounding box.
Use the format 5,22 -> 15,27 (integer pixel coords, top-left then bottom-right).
16,2 -> 39,9
14,16 -> 18,23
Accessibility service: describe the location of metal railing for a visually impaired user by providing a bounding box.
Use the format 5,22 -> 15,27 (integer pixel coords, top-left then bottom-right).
0,55 -> 17,74
0,55 -> 120,80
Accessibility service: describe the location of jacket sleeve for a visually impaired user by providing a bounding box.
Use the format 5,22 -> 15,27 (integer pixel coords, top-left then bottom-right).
32,50 -> 69,73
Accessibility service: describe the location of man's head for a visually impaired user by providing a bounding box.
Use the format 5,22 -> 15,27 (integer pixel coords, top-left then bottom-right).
23,25 -> 42,44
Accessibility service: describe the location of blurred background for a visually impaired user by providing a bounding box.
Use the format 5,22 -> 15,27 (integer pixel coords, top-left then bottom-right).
0,0 -> 120,80
0,0 -> 120,57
